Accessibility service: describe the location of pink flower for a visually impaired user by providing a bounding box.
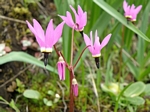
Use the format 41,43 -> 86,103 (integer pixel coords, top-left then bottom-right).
26,19 -> 65,53
72,78 -> 78,97
57,56 -> 66,80
83,30 -> 111,57
59,5 -> 87,31
123,0 -> 142,22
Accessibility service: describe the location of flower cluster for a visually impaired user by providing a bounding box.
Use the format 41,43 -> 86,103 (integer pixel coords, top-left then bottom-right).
123,0 -> 142,22
26,1 -> 141,97
26,5 -> 111,97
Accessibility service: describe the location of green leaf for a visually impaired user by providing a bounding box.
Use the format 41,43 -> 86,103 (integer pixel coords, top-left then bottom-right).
144,84 -> 150,96
126,96 -> 145,106
0,96 -> 9,104
124,82 -> 145,97
43,98 -> 53,106
23,89 -> 41,100
137,1 -> 150,65
0,52 -> 57,74
93,0 -> 150,42
9,99 -> 20,112
47,90 -> 55,96
101,82 -> 120,95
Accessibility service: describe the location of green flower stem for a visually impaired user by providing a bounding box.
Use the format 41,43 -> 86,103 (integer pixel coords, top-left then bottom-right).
70,28 -> 74,66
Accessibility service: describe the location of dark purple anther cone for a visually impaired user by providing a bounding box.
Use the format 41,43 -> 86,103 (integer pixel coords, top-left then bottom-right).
80,31 -> 83,37
94,57 -> 100,69
44,53 -> 49,66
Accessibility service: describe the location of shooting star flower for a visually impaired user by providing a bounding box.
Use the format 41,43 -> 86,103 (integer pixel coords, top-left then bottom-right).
26,19 -> 65,66
83,30 -> 111,68
123,0 -> 142,22
59,5 -> 87,32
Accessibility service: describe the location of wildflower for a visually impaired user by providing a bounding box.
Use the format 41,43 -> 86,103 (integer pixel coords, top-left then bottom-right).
59,5 -> 87,32
57,56 -> 66,80
123,0 -> 142,22
83,30 -> 111,68
26,19 -> 65,66
72,78 -> 78,97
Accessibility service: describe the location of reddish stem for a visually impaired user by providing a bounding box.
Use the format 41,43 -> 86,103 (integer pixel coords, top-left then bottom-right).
59,51 -> 70,68
69,69 -> 74,112
54,45 -> 60,56
73,45 -> 90,69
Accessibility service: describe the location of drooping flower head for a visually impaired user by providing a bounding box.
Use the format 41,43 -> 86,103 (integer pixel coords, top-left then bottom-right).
26,19 -> 65,66
83,30 -> 111,68
59,5 -> 87,32
57,56 -> 66,80
123,0 -> 142,22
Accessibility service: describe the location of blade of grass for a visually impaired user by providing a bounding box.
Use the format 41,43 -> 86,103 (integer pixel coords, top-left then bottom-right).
0,52 -> 57,74
137,1 -> 150,66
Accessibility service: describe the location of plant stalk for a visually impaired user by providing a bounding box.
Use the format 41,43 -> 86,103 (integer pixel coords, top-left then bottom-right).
69,28 -> 75,112
69,69 -> 74,112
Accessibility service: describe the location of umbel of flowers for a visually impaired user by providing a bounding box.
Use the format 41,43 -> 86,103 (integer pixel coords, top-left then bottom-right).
27,3 -> 149,112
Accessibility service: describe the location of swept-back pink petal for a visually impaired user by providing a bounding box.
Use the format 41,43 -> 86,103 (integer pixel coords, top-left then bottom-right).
77,5 -> 84,16
135,5 -> 142,14
123,0 -> 128,12
130,4 -> 135,11
59,11 -> 74,28
70,5 -> 80,25
94,30 -> 100,49
53,21 -> 65,45
130,5 -> 142,21
124,5 -> 131,17
45,19 -> 54,47
26,20 -> 44,47
90,31 -> 93,46
83,33 -> 92,53
26,20 -> 36,34
33,19 -> 45,42
79,12 -> 87,29
100,34 -> 112,50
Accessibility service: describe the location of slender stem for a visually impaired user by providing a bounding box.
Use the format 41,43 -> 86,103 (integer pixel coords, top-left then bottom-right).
69,28 -> 75,112
53,46 -> 70,69
69,69 -> 74,112
118,25 -> 124,81
114,83 -> 132,112
54,45 -> 60,57
70,28 -> 74,66
73,45 -> 90,69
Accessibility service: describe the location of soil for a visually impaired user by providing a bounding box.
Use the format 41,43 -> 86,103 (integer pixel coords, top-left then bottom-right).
0,0 -> 57,111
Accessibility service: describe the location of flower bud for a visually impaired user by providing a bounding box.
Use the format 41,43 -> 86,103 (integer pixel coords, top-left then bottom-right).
72,78 -> 78,96
57,56 -> 65,80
